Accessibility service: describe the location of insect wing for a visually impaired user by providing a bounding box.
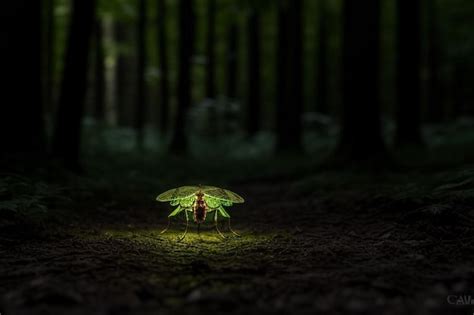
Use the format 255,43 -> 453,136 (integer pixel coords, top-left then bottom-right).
156,186 -> 200,202
203,187 -> 244,204
205,195 -> 222,209
221,199 -> 233,206
179,195 -> 195,208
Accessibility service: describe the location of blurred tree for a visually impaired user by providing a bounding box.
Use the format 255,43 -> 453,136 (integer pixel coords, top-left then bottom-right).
426,0 -> 444,122
336,0 -> 387,162
315,0 -> 329,115
44,0 -> 55,116
451,64 -> 473,118
226,22 -> 238,100
395,0 -> 423,146
276,1 -> 289,152
0,1 -> 45,158
52,0 -> 95,168
276,0 -> 303,153
170,0 -> 195,154
136,0 -> 147,150
115,22 -> 134,127
94,17 -> 106,123
246,7 -> 261,138
205,0 -> 218,139
205,0 -> 216,99
157,0 -> 170,135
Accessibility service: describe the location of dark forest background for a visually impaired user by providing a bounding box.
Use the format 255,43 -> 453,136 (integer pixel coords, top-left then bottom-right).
1,0 -> 473,166
1,0 -> 474,314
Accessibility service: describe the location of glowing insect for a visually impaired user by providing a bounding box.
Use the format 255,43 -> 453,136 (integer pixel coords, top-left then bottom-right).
156,185 -> 244,240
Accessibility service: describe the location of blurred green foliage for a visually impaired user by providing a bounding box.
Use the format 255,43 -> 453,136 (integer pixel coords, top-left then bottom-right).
0,175 -> 69,223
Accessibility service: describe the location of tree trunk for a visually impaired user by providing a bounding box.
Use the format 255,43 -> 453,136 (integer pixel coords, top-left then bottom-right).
136,0 -> 147,150
115,22 -> 133,127
246,9 -> 261,138
44,0 -> 55,116
205,0 -> 218,139
157,0 -> 170,135
52,0 -> 95,169
226,23 -> 238,100
395,0 -> 423,146
425,0 -> 444,122
94,17 -> 106,123
169,0 -> 195,154
316,0 -> 329,115
205,0 -> 216,99
0,1 -> 44,158
276,0 -> 303,153
336,0 -> 387,162
289,0 -> 304,151
276,2 -> 289,152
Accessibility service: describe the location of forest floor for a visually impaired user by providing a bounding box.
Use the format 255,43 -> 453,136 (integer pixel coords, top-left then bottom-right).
1,147 -> 474,315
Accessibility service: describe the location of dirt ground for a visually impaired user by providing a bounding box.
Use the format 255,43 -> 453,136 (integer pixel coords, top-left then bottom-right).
1,159 -> 474,315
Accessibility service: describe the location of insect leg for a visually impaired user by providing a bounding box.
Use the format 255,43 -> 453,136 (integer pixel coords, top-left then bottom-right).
227,217 -> 240,237
178,208 -> 189,241
217,205 -> 239,236
160,217 -> 171,234
161,205 -> 182,234
214,208 -> 225,239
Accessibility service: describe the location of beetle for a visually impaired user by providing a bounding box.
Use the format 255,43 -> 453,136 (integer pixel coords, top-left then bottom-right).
156,185 -> 244,240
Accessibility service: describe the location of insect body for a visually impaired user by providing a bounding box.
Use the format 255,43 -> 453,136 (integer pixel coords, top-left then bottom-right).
193,192 -> 207,223
156,185 -> 244,240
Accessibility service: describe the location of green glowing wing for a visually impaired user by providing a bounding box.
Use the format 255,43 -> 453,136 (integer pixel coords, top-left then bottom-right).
221,199 -> 233,206
203,186 -> 244,204
157,185 -> 244,205
179,195 -> 195,208
207,197 -> 232,207
156,186 -> 200,202
205,195 -> 223,209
